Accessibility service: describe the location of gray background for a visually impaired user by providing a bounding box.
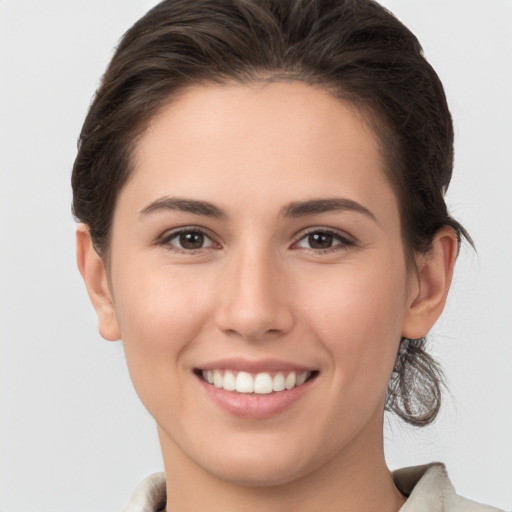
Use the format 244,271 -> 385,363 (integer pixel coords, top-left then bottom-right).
1,1 -> 511,510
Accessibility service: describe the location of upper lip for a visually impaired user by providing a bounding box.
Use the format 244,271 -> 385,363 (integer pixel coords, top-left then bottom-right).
196,358 -> 316,373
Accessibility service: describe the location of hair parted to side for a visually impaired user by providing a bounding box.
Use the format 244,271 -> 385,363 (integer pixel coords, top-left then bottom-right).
72,0 -> 470,426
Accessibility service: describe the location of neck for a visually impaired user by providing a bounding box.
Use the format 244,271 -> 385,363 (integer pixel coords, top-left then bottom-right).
158,412 -> 406,512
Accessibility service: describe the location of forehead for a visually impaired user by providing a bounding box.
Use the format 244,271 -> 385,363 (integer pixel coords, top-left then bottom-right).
123,81 -> 398,222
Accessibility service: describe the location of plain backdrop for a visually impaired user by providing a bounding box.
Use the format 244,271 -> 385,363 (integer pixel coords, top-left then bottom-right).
1,1 -> 511,510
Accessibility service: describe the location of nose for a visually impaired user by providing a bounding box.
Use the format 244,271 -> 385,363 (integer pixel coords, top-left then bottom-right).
214,247 -> 295,342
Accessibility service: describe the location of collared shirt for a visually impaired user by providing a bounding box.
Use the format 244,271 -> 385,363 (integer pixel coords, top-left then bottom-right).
393,463 -> 504,512
122,463 -> 505,512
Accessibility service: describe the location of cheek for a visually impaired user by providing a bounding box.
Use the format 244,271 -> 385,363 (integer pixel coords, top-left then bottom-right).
298,258 -> 407,394
109,259 -> 216,387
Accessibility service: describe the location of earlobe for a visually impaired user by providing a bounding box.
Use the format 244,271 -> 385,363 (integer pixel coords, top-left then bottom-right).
402,226 -> 459,340
76,224 -> 121,341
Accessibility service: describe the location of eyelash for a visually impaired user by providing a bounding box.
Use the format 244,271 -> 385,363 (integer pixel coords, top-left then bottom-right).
157,227 -> 356,254
292,228 -> 356,253
158,227 -> 218,254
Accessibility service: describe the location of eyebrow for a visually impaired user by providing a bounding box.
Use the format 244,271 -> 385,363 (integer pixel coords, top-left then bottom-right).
139,196 -> 376,222
281,198 -> 377,222
139,197 -> 226,219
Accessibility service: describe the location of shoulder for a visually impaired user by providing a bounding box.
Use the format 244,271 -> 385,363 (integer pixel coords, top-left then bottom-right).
394,463 -> 505,512
122,472 -> 166,512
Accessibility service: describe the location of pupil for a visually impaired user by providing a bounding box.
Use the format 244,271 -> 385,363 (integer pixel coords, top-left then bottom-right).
180,232 -> 204,249
309,232 -> 333,249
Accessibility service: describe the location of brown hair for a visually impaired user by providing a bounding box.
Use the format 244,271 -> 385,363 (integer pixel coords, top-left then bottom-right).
72,0 -> 469,426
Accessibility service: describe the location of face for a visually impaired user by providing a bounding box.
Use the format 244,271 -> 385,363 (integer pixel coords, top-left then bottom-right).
106,82 -> 418,486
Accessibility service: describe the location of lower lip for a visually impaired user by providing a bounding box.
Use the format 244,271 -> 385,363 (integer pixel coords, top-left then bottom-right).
198,375 -> 316,419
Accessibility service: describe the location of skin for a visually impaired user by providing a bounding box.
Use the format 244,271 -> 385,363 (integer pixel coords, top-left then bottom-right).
77,81 -> 457,512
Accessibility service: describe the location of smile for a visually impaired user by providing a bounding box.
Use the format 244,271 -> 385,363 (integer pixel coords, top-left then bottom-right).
199,369 -> 315,394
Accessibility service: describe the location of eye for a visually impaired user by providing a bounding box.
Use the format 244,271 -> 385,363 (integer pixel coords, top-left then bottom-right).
161,229 -> 216,252
294,229 -> 354,251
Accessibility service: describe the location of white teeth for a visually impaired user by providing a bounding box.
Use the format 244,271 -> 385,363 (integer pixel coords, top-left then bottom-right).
273,373 -> 286,392
254,373 -> 273,394
213,369 -> 223,388
222,370 -> 236,391
285,372 -> 296,390
296,371 -> 308,386
201,369 -> 312,394
235,371 -> 254,393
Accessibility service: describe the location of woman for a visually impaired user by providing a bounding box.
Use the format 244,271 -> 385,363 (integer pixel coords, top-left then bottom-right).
72,0 -> 504,510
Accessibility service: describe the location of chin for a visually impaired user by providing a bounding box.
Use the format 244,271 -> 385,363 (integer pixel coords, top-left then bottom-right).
214,422 -> 353,489
201,447 -> 319,488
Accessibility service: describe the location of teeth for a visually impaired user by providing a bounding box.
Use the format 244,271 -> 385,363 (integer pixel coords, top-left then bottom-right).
213,369 -> 223,388
285,372 -> 296,390
235,371 -> 254,393
222,370 -> 236,391
273,373 -> 285,392
254,373 -> 273,394
201,370 -> 311,394
296,372 -> 308,386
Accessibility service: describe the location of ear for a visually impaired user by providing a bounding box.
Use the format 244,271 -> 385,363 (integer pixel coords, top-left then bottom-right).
76,224 -> 121,341
402,226 -> 459,339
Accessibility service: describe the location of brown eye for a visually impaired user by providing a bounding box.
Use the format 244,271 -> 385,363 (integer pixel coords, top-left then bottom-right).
179,231 -> 205,249
308,232 -> 334,249
295,229 -> 354,251
163,229 -> 215,251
